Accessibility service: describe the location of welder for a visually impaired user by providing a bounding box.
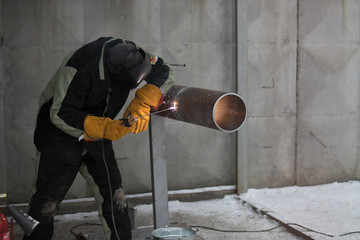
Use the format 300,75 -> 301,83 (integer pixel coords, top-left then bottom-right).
24,37 -> 174,240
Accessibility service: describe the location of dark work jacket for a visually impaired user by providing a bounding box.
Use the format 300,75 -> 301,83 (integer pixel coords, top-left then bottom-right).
34,37 -> 174,165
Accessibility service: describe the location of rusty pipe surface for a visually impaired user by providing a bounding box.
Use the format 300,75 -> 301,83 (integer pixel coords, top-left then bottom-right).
157,85 -> 246,132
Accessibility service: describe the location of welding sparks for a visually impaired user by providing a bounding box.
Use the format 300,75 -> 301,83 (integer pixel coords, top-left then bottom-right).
172,101 -> 178,111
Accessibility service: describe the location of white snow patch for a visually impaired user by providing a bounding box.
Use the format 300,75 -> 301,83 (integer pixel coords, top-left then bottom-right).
55,211 -> 99,222
241,181 -> 360,239
126,185 -> 236,199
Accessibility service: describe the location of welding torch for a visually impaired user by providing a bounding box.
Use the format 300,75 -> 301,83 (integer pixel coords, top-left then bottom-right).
119,106 -> 176,127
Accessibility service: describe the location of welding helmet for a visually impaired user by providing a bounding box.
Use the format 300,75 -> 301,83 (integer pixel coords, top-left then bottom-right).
108,43 -> 152,89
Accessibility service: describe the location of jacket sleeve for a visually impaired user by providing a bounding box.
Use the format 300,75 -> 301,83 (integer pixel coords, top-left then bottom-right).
48,64 -> 88,138
48,38 -> 112,138
144,52 -> 174,94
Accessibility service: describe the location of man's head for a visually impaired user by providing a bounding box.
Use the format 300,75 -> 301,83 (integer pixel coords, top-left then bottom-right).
108,43 -> 152,89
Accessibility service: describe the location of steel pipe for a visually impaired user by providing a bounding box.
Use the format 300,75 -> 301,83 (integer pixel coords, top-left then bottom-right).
157,85 -> 246,132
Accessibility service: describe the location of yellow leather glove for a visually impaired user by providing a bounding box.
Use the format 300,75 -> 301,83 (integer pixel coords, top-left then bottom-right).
84,116 -> 135,141
123,84 -> 163,134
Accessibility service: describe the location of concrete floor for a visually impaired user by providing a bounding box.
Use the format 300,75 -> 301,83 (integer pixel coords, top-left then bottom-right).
13,212 -> 302,240
11,196 -> 304,240
9,181 -> 360,240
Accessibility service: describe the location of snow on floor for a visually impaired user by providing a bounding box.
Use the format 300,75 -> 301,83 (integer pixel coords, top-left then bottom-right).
240,181 -> 360,240
135,194 -> 302,240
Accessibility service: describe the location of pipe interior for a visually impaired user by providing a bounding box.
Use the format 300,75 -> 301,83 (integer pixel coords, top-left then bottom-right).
213,94 -> 246,132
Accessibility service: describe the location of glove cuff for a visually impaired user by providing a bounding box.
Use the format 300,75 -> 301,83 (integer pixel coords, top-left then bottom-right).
153,94 -> 163,111
84,115 -> 109,141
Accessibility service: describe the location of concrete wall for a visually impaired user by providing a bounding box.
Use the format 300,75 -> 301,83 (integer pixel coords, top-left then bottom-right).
0,0 -> 359,204
245,0 -> 360,188
246,0 -> 298,188
1,0 -> 238,203
296,0 -> 360,185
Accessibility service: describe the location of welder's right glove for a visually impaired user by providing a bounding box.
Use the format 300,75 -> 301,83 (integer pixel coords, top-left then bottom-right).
123,84 -> 163,134
83,116 -> 135,141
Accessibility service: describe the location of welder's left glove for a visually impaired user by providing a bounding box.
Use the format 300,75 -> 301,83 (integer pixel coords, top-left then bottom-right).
123,84 -> 163,134
84,116 -> 135,141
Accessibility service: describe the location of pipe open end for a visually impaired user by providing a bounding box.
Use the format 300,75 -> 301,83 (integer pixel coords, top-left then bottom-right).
213,93 -> 246,132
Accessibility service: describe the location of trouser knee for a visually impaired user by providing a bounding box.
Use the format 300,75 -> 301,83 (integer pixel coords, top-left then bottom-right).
29,197 -> 60,222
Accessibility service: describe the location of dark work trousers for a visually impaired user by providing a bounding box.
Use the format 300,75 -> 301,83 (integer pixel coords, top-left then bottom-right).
24,141 -> 131,240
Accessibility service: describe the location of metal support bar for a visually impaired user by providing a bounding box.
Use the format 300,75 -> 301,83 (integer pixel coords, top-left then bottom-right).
149,115 -> 170,229
236,0 -> 249,194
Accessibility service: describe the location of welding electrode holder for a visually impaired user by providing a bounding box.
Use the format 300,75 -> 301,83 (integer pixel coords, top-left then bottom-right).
119,117 -> 132,127
119,107 -> 176,128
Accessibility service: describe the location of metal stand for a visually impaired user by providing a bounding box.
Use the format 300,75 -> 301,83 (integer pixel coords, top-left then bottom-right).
130,116 -> 206,240
130,115 -> 170,240
149,115 -> 170,228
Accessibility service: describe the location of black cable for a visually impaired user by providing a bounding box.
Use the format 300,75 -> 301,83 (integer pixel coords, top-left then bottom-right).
339,231 -> 360,236
68,221 -> 360,238
101,140 -> 121,240
194,223 -> 360,237
192,225 -> 283,233
68,141 -> 122,240
287,223 -> 334,237
192,222 -> 347,238
83,117 -> 120,239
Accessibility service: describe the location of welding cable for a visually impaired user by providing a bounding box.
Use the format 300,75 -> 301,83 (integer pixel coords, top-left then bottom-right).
191,224 -> 360,237
101,140 -> 121,240
283,224 -> 359,237
191,225 -> 283,233
191,222 -> 337,237
67,222 -> 360,239
339,231 -> 360,236
286,223 -> 334,237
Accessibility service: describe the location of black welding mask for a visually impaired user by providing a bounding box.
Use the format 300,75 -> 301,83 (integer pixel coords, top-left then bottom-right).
108,43 -> 152,89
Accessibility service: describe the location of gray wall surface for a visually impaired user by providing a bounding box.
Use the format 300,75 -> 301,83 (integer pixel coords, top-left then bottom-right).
297,0 -> 360,185
246,0 -> 298,188
0,0 -> 359,204
0,0 -> 5,195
